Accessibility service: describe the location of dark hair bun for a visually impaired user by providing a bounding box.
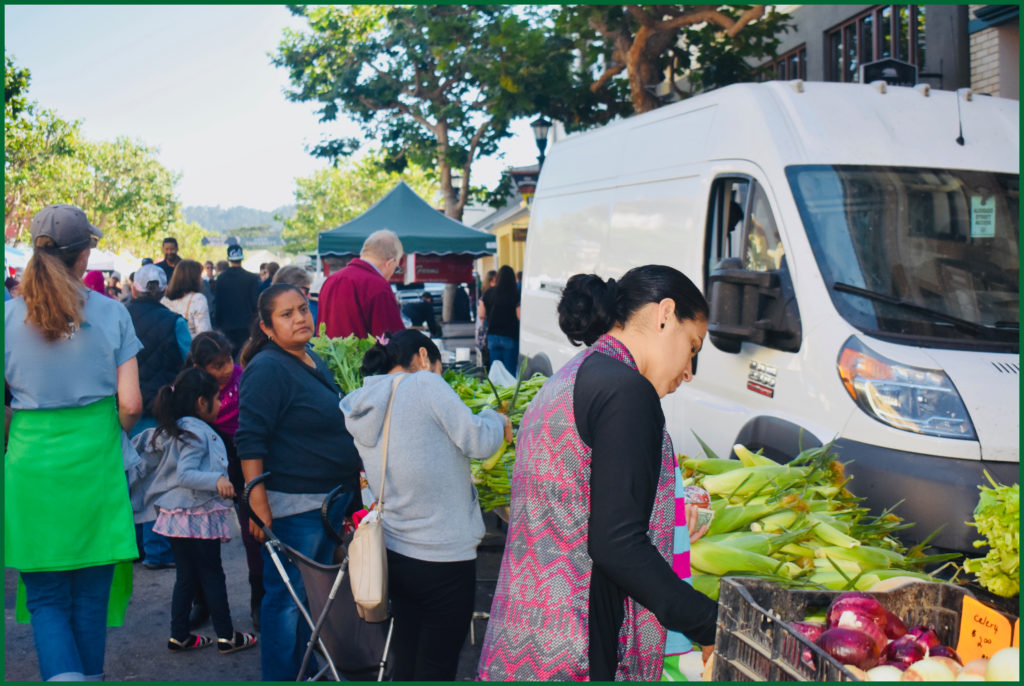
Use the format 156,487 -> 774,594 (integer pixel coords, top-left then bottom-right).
558,274 -> 617,347
360,343 -> 393,377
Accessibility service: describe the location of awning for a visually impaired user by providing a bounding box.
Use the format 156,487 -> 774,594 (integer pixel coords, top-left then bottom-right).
317,181 -> 496,257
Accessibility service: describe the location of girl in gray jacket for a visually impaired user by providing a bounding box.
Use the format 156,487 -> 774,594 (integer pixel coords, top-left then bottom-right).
144,368 -> 257,656
341,330 -> 513,681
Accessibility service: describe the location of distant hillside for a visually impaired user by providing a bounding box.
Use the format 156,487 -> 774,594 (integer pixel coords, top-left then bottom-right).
184,205 -> 296,234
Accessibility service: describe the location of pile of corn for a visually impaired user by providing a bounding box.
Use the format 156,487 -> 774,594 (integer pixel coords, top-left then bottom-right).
443,369 -> 547,512
685,439 -> 958,601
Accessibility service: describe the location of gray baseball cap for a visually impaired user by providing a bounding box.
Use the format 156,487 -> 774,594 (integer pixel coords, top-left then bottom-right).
133,263 -> 167,293
30,204 -> 102,251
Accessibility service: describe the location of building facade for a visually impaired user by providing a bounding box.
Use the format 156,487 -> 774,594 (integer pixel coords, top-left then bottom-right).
766,4 -> 1017,98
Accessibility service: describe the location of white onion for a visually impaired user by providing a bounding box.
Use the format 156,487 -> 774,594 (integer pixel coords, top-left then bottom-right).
958,658 -> 988,679
985,647 -> 1019,682
954,673 -> 985,681
901,658 -> 955,681
867,665 -> 906,681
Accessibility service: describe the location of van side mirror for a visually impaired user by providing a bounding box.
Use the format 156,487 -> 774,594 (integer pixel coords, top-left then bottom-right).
707,258 -> 802,353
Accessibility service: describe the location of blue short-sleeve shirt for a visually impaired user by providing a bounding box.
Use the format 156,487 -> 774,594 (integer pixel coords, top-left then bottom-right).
5,290 -> 143,409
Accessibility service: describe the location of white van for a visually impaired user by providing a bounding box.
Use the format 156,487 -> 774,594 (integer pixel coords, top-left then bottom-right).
519,81 -> 1018,552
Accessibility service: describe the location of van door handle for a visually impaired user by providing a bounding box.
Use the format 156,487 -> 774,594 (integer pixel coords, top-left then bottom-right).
539,281 -> 565,295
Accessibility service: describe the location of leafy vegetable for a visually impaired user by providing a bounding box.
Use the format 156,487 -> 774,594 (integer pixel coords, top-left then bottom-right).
309,326 -> 376,394
962,471 -> 1019,598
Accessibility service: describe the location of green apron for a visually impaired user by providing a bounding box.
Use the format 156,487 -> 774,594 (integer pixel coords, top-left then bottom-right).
5,396 -> 137,623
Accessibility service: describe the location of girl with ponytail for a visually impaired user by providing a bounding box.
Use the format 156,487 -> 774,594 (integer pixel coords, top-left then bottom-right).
479,265 -> 718,681
341,329 -> 511,681
5,205 -> 142,681
135,368 -> 257,656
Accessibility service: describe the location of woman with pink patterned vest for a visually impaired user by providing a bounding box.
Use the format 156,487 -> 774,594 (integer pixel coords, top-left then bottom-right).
478,265 -> 719,681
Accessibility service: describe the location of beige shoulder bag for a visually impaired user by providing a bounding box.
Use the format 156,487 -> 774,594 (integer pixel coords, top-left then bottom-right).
348,373 -> 405,623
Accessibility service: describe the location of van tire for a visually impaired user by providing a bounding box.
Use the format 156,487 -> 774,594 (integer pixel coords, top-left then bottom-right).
732,417 -> 822,464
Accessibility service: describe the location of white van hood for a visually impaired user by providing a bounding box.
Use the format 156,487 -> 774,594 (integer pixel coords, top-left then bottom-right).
926,349 -> 1019,462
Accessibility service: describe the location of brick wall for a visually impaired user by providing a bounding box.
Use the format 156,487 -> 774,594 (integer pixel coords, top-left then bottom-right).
971,27 -> 1001,94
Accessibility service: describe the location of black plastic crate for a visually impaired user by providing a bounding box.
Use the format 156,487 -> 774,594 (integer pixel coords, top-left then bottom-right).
712,577 -> 1017,681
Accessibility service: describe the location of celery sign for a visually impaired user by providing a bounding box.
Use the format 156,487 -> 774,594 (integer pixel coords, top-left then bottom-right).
970,196 -> 996,238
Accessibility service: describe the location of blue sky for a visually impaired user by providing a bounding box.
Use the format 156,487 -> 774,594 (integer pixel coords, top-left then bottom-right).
4,4 -> 539,212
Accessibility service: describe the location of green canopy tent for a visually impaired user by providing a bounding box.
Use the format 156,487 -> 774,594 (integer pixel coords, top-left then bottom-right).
317,181 -> 495,256
316,182 -> 495,284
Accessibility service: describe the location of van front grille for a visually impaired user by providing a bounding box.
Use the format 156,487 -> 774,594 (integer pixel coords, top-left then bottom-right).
991,361 -> 1019,374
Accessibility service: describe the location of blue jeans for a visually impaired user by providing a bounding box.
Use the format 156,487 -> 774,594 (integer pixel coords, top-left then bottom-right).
139,520 -> 174,566
260,495 -> 351,681
487,334 -> 519,377
21,565 -> 115,681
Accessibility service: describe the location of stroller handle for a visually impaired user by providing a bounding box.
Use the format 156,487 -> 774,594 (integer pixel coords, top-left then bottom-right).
242,471 -> 272,532
321,483 -> 349,547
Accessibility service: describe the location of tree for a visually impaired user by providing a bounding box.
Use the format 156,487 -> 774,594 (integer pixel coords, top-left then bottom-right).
553,5 -> 791,120
273,5 -> 570,220
5,53 -> 32,124
282,151 -> 440,254
4,54 -> 200,256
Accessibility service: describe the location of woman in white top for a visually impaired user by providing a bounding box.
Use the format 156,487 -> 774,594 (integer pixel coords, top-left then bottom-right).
162,259 -> 212,337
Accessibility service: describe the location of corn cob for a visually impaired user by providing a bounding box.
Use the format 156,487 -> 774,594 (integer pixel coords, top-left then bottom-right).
733,443 -> 778,467
814,544 -> 905,569
690,540 -> 801,578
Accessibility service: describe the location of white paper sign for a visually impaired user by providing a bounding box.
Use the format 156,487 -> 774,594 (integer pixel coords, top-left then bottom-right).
970,196 -> 996,238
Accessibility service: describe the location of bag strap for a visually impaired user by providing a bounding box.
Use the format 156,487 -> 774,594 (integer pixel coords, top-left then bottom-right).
376,372 -> 406,515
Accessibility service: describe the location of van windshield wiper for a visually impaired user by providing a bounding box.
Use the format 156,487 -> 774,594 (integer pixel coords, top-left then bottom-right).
831,282 -> 986,337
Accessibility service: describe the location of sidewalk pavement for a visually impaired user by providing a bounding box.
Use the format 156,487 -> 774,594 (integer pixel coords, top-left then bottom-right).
5,513 -> 507,681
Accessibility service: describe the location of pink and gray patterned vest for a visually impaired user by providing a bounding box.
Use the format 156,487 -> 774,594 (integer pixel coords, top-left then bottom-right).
478,335 -> 675,681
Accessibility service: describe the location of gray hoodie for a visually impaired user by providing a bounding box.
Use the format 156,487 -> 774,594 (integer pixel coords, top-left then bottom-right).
340,371 -> 505,562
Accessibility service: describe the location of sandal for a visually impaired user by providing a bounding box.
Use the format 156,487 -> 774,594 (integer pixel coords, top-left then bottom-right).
218,631 -> 258,655
168,634 -> 214,652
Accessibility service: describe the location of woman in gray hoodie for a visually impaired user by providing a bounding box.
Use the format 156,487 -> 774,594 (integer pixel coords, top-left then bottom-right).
340,330 -> 512,681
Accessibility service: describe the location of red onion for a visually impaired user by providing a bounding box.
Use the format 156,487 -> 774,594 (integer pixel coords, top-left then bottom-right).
826,592 -> 887,632
883,608 -> 907,639
815,627 -> 880,670
883,635 -> 927,665
791,621 -> 826,666
907,625 -> 941,650
928,645 -> 962,665
791,621 -> 826,642
883,661 -> 910,671
833,610 -> 887,658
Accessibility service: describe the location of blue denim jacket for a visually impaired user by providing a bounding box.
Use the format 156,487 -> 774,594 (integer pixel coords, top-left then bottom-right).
129,416 -> 231,521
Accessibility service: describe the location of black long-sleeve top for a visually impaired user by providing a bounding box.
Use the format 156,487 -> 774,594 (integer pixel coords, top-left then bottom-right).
236,344 -> 360,494
575,351 -> 719,680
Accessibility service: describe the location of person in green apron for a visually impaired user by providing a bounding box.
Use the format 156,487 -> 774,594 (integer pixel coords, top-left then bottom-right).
5,204 -> 143,681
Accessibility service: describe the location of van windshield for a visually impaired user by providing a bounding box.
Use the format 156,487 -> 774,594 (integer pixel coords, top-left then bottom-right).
786,165 -> 1019,352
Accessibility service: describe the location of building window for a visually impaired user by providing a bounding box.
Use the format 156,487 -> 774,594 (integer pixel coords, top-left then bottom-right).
826,5 -> 926,82
761,44 -> 807,81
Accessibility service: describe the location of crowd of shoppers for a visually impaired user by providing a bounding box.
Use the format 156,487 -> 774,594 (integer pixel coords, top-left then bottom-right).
7,205 -> 719,682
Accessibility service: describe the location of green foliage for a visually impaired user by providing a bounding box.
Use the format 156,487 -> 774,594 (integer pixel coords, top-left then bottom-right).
963,472 -> 1019,598
551,5 -> 791,123
5,52 -> 32,125
282,151 -> 440,254
4,53 -> 203,258
273,5 -> 570,219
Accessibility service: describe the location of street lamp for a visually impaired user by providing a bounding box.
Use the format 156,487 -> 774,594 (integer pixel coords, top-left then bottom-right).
531,116 -> 551,168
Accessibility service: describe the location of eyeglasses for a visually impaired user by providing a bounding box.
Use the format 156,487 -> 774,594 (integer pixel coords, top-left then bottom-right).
301,286 -> 311,296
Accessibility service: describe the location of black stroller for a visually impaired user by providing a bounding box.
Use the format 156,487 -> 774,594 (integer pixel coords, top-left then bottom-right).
243,473 -> 394,681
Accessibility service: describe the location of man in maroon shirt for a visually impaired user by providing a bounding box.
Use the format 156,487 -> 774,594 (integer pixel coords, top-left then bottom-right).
317,229 -> 406,338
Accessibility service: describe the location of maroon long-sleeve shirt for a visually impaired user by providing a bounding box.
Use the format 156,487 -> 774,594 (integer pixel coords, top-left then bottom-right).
316,257 -> 405,339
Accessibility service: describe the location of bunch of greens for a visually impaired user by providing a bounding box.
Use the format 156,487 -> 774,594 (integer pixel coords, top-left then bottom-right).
443,366 -> 548,512
309,326 -> 376,394
962,471 -> 1019,598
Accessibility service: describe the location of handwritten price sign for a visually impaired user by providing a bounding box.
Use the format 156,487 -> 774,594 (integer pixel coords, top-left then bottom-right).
956,595 -> 1013,662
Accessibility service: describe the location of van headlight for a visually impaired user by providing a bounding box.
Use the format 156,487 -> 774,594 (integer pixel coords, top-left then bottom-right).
837,337 -> 976,440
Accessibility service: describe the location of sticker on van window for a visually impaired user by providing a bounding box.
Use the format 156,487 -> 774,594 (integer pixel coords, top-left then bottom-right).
970,196 -> 996,238
747,361 -> 777,398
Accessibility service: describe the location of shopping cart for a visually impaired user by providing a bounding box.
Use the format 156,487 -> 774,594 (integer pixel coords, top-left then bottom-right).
243,473 -> 394,681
